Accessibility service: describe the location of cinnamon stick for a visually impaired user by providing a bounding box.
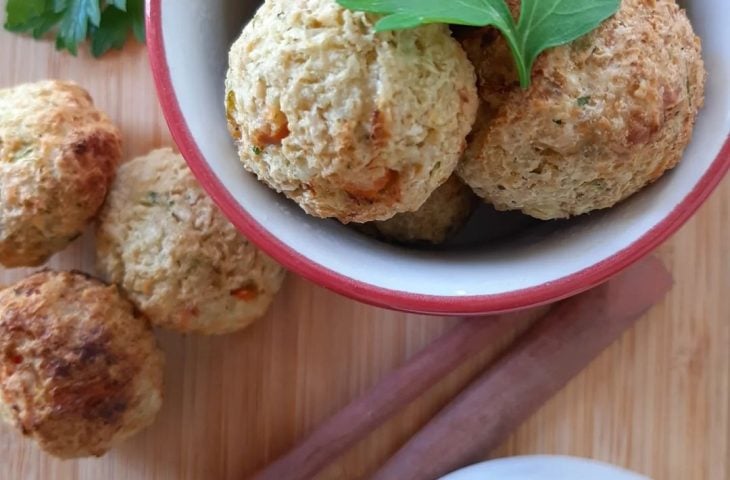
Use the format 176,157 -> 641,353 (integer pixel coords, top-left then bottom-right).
371,256 -> 673,480
252,311 -> 538,480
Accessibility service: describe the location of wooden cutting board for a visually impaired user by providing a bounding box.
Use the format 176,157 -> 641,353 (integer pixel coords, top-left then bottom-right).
0,28 -> 728,480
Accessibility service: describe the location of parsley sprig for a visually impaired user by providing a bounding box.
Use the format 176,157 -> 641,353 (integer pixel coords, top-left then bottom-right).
4,0 -> 145,57
337,0 -> 620,88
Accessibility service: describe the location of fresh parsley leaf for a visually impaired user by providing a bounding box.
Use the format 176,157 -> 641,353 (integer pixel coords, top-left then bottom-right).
90,5 -> 129,56
56,0 -> 101,55
514,1 -> 619,86
4,0 -> 145,57
127,0 -> 145,43
339,0 -> 514,30
29,14 -> 64,38
5,0 -> 63,39
109,0 -> 127,10
337,0 -> 620,88
4,0 -> 46,30
90,0 -> 144,56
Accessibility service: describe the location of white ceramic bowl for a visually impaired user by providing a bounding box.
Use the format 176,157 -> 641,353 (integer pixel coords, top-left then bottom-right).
147,0 -> 730,314
439,456 -> 649,480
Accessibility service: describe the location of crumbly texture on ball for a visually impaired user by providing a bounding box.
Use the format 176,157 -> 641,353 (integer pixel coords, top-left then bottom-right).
225,0 -> 478,223
458,0 -> 705,220
0,271 -> 164,459
0,80 -> 122,267
96,148 -> 286,335
369,175 -> 477,245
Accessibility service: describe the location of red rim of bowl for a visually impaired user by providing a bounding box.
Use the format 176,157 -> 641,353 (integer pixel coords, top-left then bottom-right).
146,0 -> 730,315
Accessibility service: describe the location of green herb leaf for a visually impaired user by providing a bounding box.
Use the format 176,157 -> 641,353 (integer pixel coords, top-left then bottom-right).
514,1 -> 619,86
339,0 -> 513,29
5,0 -> 63,39
109,0 -> 127,10
4,0 -> 145,57
53,0 -> 68,13
90,5 -> 129,57
4,0 -> 46,30
56,0 -> 101,55
337,0 -> 620,88
140,191 -> 161,207
577,95 -> 591,107
127,0 -> 145,42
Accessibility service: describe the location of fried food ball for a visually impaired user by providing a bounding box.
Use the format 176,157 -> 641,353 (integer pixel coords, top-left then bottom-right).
458,0 -> 706,220
0,271 -> 164,459
367,175 -> 477,245
0,80 -> 122,267
225,0 -> 479,223
96,148 -> 286,335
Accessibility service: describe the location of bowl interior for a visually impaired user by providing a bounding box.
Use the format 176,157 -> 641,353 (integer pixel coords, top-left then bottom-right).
154,0 -> 730,303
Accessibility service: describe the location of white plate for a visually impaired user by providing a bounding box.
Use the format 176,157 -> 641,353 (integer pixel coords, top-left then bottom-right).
441,456 -> 651,480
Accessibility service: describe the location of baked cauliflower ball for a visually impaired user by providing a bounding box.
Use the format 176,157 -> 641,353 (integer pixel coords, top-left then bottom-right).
96,148 -> 286,335
225,0 -> 479,223
367,175 -> 477,245
0,80 -> 122,267
458,0 -> 705,220
0,271 -> 164,459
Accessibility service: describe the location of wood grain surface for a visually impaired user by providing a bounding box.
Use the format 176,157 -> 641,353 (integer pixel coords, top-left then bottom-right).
0,28 -> 728,480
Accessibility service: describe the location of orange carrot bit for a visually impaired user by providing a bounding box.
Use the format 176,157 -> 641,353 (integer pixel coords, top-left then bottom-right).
231,285 -> 259,301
